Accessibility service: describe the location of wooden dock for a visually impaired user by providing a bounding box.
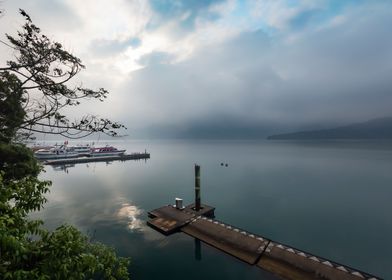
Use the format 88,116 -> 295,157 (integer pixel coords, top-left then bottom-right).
147,203 -> 380,280
43,153 -> 150,165
147,204 -> 214,235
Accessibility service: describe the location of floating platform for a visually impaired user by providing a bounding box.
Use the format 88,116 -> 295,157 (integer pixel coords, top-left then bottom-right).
147,203 -> 381,280
147,204 -> 214,235
44,153 -> 150,165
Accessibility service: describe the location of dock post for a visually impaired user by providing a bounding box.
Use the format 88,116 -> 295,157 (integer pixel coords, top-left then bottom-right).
195,164 -> 201,211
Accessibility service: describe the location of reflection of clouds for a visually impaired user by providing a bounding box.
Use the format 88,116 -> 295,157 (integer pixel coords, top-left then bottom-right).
117,203 -> 144,231
116,202 -> 169,244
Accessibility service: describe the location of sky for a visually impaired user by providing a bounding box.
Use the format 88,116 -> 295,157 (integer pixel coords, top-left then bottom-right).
1,0 -> 392,138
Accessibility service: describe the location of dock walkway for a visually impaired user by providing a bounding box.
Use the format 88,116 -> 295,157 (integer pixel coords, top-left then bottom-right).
43,153 -> 150,165
147,203 -> 380,280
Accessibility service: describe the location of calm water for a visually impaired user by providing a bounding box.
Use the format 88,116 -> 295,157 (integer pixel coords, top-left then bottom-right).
32,140 -> 392,279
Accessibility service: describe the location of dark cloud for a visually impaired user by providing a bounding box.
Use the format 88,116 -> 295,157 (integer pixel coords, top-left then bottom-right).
140,117 -> 290,139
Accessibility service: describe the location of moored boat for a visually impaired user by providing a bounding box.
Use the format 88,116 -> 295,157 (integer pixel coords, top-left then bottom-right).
30,143 -> 56,152
34,145 -> 79,160
90,146 -> 126,157
70,144 -> 92,156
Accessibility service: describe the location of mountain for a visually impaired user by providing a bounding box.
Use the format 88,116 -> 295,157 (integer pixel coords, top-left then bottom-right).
267,117 -> 392,140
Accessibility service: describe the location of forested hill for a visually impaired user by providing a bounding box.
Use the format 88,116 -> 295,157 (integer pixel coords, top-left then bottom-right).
267,117 -> 392,140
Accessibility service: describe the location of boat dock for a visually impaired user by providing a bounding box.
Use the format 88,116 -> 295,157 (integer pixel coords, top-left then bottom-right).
44,152 -> 150,165
147,165 -> 381,280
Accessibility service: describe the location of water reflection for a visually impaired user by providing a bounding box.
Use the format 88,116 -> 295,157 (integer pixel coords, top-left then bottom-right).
194,238 -> 202,261
37,140 -> 392,279
50,162 -> 115,173
117,203 -> 143,231
116,202 -> 169,245
51,164 -> 75,173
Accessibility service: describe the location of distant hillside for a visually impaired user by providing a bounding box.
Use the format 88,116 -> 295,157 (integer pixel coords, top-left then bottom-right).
267,117 -> 392,140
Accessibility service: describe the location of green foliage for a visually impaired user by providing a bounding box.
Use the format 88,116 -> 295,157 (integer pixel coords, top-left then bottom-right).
0,171 -> 49,278
0,221 -> 129,280
0,72 -> 25,143
38,225 -> 130,280
0,9 -> 130,280
0,143 -> 40,180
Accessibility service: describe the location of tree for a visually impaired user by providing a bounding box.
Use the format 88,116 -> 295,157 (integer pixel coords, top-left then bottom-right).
0,10 -> 129,279
0,9 -> 126,140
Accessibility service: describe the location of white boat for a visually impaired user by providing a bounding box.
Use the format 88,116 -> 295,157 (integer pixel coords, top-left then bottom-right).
90,146 -> 126,157
34,145 -> 79,160
70,144 -> 92,156
30,143 -> 55,152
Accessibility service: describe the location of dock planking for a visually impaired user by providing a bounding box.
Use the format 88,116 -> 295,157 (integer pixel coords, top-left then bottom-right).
147,203 -> 381,280
147,204 -> 215,235
147,205 -> 194,234
182,217 -> 268,264
258,242 -> 379,280
43,153 -> 150,165
183,203 -> 215,217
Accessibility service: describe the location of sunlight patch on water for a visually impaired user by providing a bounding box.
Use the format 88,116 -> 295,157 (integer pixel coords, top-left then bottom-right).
116,202 -> 168,243
117,203 -> 144,231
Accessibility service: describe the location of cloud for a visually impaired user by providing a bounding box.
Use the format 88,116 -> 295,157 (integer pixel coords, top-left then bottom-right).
1,0 -> 392,138
137,51 -> 174,66
111,1 -> 392,137
1,0 -> 83,31
248,0 -> 323,31
148,0 -> 225,30
91,37 -> 142,57
113,29 -> 281,133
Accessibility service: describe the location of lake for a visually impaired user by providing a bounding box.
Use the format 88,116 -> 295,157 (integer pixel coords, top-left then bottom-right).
32,140 -> 392,279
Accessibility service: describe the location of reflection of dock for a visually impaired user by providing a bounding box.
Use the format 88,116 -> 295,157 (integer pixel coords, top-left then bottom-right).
147,165 -> 380,280
44,153 -> 150,165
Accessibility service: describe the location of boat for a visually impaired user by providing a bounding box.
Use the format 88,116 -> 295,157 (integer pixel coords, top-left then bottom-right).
34,145 -> 79,160
90,146 -> 126,157
70,144 -> 92,156
30,143 -> 56,152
